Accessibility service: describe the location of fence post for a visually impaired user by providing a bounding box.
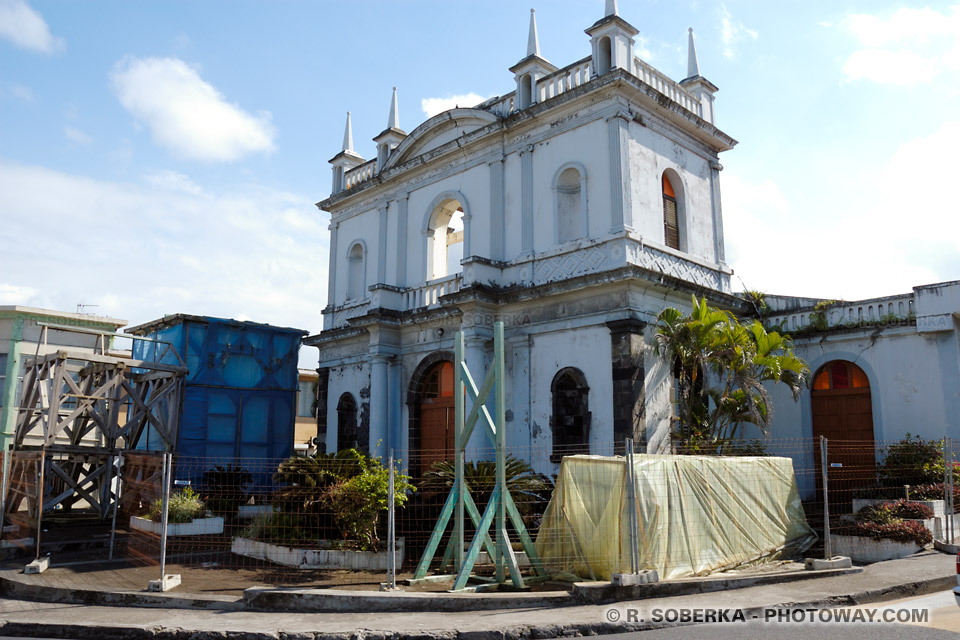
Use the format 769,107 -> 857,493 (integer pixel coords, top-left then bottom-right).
35,452 -> 46,563
158,452 -> 172,580
109,453 -> 123,560
0,450 -> 10,532
820,435 -> 831,560
946,437 -> 954,543
386,448 -> 397,590
624,438 -> 639,574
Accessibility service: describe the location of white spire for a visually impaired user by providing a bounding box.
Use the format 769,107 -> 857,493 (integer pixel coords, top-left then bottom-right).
342,111 -> 354,153
687,27 -> 700,78
387,87 -> 399,130
605,0 -> 618,17
527,8 -> 541,57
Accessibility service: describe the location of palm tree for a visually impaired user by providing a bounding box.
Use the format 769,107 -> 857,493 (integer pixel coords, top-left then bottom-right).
656,296 -> 809,453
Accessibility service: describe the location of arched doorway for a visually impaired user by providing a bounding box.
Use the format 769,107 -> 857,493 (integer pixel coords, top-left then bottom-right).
550,367 -> 591,463
811,360 -> 875,510
407,352 -> 456,475
336,393 -> 360,451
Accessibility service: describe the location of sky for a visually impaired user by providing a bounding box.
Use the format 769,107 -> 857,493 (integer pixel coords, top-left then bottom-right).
1,0 -> 959,366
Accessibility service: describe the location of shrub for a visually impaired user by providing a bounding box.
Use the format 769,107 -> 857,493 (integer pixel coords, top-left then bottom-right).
201,464 -> 252,517
719,439 -> 770,456
421,456 -> 553,519
148,487 -> 206,523
240,512 -> 310,545
320,457 -> 414,551
836,520 -> 932,547
857,500 -> 933,524
878,434 -> 945,487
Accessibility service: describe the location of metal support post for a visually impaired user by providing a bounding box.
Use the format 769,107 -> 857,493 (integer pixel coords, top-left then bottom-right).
625,438 -> 640,574
946,437 -> 954,543
109,453 -> 123,560
821,436 -> 831,560
387,448 -> 397,589
495,322 -> 506,585
454,333 -> 465,573
158,452 -> 172,579
35,451 -> 46,562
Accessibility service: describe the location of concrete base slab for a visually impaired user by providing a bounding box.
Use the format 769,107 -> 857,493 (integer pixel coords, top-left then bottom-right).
24,557 -> 49,574
934,539 -> 960,555
805,556 -> 853,570
611,570 -> 659,586
147,574 -> 181,592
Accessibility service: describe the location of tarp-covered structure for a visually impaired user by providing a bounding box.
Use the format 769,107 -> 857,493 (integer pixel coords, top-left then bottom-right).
534,454 -> 816,580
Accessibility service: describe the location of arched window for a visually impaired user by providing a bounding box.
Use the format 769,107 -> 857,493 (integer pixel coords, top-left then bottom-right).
598,37 -> 612,75
556,165 -> 586,244
550,368 -> 591,463
519,73 -> 533,109
662,173 -> 681,250
346,242 -> 365,300
336,393 -> 359,451
812,361 -> 869,391
427,199 -> 465,280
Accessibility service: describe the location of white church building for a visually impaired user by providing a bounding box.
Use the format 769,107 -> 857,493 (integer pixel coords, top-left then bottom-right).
306,2 -> 741,475
305,1 -> 960,478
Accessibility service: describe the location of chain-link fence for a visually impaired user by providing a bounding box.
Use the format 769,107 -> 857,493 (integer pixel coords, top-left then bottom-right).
1,435 -> 953,593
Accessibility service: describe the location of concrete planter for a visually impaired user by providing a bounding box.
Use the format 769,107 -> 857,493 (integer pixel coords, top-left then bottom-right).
852,498 -> 946,518
831,534 -> 923,563
129,515 -> 224,536
231,536 -> 404,570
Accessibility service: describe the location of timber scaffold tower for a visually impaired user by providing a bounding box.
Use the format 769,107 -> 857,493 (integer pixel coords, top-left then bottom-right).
2,323 -> 186,536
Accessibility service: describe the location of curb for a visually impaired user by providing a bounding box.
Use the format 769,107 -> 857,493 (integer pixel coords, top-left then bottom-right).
0,564 -> 860,614
0,572 -> 954,640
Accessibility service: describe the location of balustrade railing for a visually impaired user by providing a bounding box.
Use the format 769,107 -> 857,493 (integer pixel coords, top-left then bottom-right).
344,160 -> 376,190
768,295 -> 915,333
402,275 -> 462,310
633,57 -> 701,116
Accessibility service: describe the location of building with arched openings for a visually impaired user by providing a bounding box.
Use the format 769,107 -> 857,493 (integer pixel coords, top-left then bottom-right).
305,1 -> 741,475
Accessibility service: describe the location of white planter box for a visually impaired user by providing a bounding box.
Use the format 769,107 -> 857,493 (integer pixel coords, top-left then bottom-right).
130,515 -> 224,536
231,536 -> 404,570
852,498 -> 946,518
831,534 -> 923,563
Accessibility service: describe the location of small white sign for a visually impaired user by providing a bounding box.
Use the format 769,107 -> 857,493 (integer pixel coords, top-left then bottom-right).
174,479 -> 191,485
830,463 -> 843,468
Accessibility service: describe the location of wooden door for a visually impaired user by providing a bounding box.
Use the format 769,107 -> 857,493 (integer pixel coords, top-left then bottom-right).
420,401 -> 454,468
811,361 -> 875,512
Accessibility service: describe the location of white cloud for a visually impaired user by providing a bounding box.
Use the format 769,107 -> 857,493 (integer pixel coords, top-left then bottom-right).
143,170 -> 205,196
719,4 -> 758,60
110,56 -> 276,162
725,122 -> 960,300
421,93 -> 491,118
64,126 -> 93,145
10,84 -> 33,101
0,0 -> 63,54
843,6 -> 960,84
0,160 -> 327,350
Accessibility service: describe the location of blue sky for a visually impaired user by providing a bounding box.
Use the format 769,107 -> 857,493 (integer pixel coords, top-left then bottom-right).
2,1 -> 958,363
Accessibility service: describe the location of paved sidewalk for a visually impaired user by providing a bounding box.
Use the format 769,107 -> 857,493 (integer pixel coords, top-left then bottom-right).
0,552 -> 953,639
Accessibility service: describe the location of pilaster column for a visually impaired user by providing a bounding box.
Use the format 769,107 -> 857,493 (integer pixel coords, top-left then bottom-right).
489,158 -> 505,261
508,334 -> 532,454
396,193 -> 409,287
377,204 -> 388,285
520,145 -> 534,254
709,160 -> 726,265
327,222 -> 339,305
464,333 -> 492,462
607,318 -> 646,452
606,110 -> 633,232
315,367 -> 330,453
369,354 -> 390,455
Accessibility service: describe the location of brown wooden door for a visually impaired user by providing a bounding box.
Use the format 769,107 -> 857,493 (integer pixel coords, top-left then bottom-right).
420,399 -> 455,469
811,361 -> 875,513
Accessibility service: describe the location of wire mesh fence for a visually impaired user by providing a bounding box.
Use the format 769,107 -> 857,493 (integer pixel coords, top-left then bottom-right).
0,435 -> 954,593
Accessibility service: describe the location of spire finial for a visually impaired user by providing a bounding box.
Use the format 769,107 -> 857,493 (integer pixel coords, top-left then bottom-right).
342,111 -> 354,153
527,8 -> 540,57
605,0 -> 618,17
387,87 -> 399,130
687,27 -> 700,78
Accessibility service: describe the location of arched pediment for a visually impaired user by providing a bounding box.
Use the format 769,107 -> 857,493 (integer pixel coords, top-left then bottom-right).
384,108 -> 499,171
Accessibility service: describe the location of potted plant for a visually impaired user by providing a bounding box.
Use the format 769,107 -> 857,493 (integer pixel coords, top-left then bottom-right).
833,500 -> 933,562
130,487 -> 225,536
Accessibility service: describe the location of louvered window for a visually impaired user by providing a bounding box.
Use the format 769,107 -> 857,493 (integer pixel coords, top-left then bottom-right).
662,174 -> 680,250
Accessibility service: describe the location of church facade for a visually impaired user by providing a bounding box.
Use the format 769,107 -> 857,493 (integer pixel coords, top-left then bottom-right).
305,2 -> 744,474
